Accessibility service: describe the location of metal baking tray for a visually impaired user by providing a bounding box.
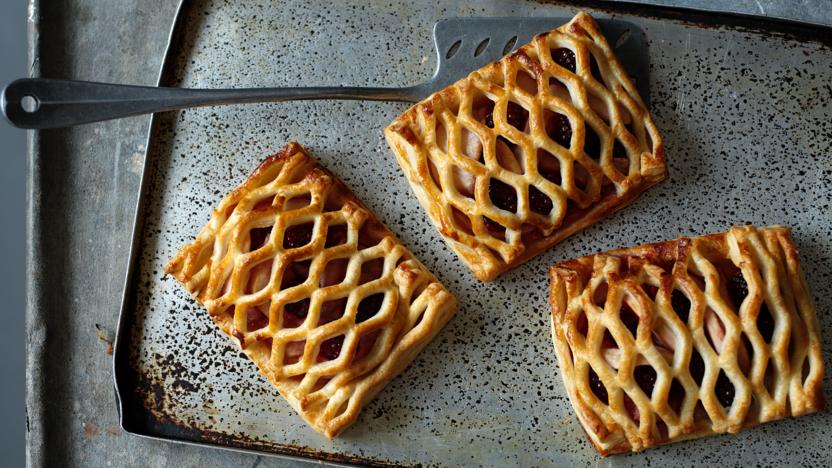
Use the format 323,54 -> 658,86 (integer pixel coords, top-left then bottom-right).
113,0 -> 832,465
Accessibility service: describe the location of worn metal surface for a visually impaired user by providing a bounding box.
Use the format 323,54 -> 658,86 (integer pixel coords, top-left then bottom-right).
113,0 -> 832,466
26,0 -> 832,467
619,0 -> 832,27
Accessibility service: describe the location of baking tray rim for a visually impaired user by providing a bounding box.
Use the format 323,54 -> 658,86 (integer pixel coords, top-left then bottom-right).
109,0 -> 832,466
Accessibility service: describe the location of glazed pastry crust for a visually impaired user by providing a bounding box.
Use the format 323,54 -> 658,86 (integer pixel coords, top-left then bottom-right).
385,12 -> 666,281
166,142 -> 457,438
549,225 -> 825,455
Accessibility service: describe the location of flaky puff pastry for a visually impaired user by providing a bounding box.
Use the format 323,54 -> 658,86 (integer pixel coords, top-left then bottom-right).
549,225 -> 824,455
385,12 -> 665,281
166,142 -> 457,438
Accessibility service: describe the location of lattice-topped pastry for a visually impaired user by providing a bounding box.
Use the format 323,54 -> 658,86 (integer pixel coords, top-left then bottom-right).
385,12 -> 665,281
549,225 -> 825,455
165,142 -> 458,438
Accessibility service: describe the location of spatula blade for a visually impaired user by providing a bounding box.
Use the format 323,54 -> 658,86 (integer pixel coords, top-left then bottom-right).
427,17 -> 651,106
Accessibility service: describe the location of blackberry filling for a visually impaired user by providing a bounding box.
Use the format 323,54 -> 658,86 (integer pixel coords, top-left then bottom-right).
283,222 -> 314,248
671,289 -> 691,324
547,112 -> 572,149
634,365 -> 657,395
589,367 -> 608,404
357,293 -> 385,323
529,186 -> 553,215
715,370 -> 735,408
318,335 -> 344,362
552,47 -> 576,72
505,102 -> 529,130
489,179 -> 518,212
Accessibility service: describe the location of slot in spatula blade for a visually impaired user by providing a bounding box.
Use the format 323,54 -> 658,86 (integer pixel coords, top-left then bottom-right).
426,17 -> 651,105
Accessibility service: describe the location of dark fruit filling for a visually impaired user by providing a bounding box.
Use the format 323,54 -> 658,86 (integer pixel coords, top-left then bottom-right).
484,112 -> 494,128
669,378 -> 685,413
320,258 -> 348,287
357,293 -> 385,323
726,270 -> 748,310
576,312 -> 588,336
357,222 -> 384,250
621,303 -> 639,337
319,297 -> 348,325
480,99 -> 497,128
325,224 -> 348,247
249,227 -> 272,251
537,150 -> 562,185
529,186 -> 553,215
546,111 -> 572,148
602,329 -> 616,348
589,54 -> 604,83
505,102 -> 529,130
757,303 -> 775,343
593,282 -> 608,307
552,47 -> 576,72
584,126 -> 601,160
634,365 -> 657,395
483,217 -> 506,240
613,140 -> 627,158
671,289 -> 691,324
451,208 -> 472,236
280,260 -> 311,289
359,258 -> 384,285
715,370 -> 735,408
318,335 -> 344,362
489,179 -> 517,212
589,367 -> 608,404
283,299 -> 309,328
283,222 -> 314,249
689,349 -> 705,385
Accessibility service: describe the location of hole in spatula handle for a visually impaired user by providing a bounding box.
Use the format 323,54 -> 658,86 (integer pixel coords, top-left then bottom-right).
21,95 -> 39,113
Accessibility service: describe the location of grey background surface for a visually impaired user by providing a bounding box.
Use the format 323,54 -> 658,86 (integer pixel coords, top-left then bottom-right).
634,0 -> 832,25
18,0 -> 830,467
1,0 -> 27,467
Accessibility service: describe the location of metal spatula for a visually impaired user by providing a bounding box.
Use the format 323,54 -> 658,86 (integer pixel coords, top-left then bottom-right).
1,18 -> 648,130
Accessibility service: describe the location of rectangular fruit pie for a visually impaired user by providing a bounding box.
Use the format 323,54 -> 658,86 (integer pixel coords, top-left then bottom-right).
385,12 -> 666,281
165,142 -> 458,438
549,225 -> 825,455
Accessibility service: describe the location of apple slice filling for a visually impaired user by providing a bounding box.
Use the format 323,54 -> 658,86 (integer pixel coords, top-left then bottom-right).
284,340 -> 305,364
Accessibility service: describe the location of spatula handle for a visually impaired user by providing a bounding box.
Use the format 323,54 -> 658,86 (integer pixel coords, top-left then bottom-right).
2,78 -> 421,129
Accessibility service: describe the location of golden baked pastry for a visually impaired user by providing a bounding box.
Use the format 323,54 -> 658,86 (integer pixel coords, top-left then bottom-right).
549,225 -> 825,455
385,12 -> 665,281
165,142 -> 458,438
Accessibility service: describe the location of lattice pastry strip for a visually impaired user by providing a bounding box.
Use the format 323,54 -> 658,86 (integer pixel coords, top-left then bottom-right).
166,142 -> 458,438
549,225 -> 824,455
385,12 -> 666,281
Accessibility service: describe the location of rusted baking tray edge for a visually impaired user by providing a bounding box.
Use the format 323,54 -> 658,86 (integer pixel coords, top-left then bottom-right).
110,1 -> 832,467
108,2 -> 378,465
